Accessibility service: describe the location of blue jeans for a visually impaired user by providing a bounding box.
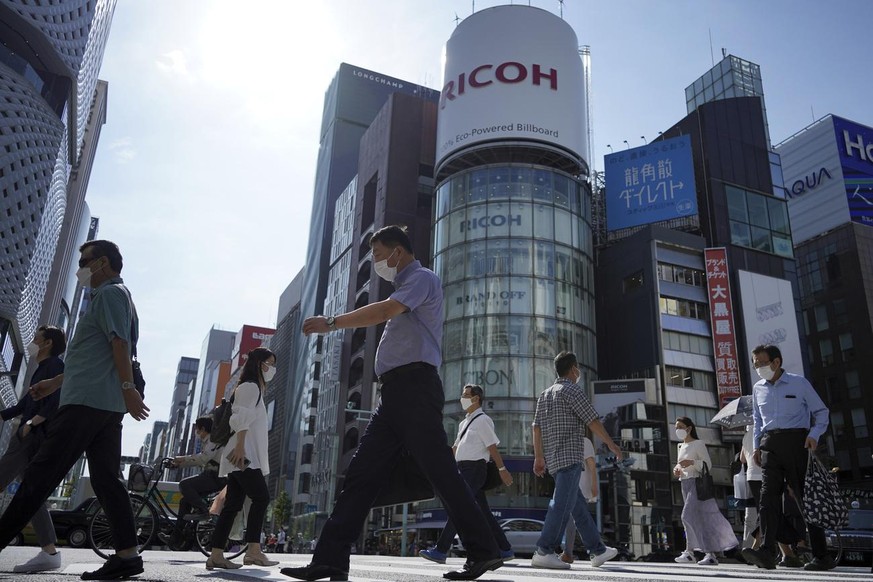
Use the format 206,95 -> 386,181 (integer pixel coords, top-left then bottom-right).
536,462 -> 606,556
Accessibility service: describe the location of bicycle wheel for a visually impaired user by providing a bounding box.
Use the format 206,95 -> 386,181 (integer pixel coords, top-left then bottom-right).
195,518 -> 246,559
89,494 -> 157,559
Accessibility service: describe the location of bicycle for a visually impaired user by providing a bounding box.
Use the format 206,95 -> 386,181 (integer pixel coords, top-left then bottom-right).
88,457 -> 246,560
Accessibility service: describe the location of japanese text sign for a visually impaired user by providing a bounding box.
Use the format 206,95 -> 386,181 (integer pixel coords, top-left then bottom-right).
704,248 -> 742,408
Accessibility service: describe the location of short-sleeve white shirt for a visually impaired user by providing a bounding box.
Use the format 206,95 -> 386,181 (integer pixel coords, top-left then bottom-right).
454,410 -> 499,462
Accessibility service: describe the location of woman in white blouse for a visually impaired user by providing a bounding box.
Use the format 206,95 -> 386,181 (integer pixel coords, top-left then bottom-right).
206,347 -> 278,570
673,417 -> 738,566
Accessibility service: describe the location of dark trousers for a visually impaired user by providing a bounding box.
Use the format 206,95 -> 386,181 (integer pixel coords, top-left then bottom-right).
436,460 -> 509,553
759,431 -> 827,558
212,468 -> 269,546
0,405 -> 136,550
174,472 -> 225,534
312,365 -> 499,571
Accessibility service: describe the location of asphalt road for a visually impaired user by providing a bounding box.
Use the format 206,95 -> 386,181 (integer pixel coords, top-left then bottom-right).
0,548 -> 869,581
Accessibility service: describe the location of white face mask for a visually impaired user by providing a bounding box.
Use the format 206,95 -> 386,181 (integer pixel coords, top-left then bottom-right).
262,365 -> 276,382
460,397 -> 474,410
75,265 -> 93,287
756,364 -> 776,381
26,341 -> 40,359
675,428 -> 688,440
374,249 -> 399,282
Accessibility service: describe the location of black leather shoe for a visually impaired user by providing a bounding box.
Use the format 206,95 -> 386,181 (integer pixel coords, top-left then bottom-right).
81,555 -> 144,580
741,548 -> 776,570
443,556 -> 503,580
804,556 -> 836,571
280,563 -> 349,581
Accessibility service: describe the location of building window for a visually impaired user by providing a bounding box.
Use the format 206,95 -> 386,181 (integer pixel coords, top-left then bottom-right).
819,339 -> 834,367
726,185 -> 792,257
814,304 -> 829,332
665,366 -> 714,392
826,376 -> 842,404
839,333 -> 854,362
846,370 -> 861,400
833,299 -> 849,325
662,331 -> 713,356
852,409 -> 868,439
657,263 -> 705,287
831,411 -> 845,438
659,296 -> 708,320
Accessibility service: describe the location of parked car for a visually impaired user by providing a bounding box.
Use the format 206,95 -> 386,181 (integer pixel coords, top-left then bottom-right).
826,508 -> 873,566
6,497 -> 99,548
451,516 -> 635,560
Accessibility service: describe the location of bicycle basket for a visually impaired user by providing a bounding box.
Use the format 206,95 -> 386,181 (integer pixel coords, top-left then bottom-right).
127,463 -> 155,492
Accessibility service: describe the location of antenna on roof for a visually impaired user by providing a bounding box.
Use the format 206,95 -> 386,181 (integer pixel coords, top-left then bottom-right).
454,12 -> 460,26
708,28 -> 714,66
559,0 -> 565,19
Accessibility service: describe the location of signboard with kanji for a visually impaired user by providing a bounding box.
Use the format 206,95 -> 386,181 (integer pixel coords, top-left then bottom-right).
704,248 -> 742,408
604,134 -> 697,231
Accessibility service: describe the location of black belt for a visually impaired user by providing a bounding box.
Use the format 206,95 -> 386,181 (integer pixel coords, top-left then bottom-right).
765,428 -> 807,435
457,460 -> 487,467
378,361 -> 435,385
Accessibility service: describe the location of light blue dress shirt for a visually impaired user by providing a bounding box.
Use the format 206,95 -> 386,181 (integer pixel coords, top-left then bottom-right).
373,260 -> 443,377
752,370 -> 829,449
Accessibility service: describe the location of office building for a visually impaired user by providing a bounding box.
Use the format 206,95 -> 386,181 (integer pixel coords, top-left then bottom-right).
165,356 -> 198,479
776,115 -> 873,483
194,326 -> 237,418
291,63 -> 438,515
0,0 -> 116,414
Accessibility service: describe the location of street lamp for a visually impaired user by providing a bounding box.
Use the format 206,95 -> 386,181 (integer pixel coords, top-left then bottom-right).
623,140 -> 630,150
606,144 -> 613,153
641,136 -> 647,145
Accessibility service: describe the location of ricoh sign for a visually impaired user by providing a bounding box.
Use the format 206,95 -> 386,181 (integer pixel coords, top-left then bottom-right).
436,5 -> 587,169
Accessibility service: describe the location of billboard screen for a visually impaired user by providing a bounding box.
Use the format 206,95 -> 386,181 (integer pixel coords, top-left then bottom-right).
703,249 -> 742,407
737,270 -> 804,388
832,115 -> 873,226
604,134 -> 697,231
436,5 -> 586,168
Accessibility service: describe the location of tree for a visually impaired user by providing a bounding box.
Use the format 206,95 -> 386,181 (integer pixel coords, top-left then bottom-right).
273,490 -> 290,530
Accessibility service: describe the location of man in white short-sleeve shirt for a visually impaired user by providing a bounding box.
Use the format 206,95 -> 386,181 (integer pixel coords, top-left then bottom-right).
420,384 -> 514,563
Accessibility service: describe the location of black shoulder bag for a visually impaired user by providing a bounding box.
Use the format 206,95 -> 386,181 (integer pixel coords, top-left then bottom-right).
458,413 -> 503,491
118,285 -> 145,398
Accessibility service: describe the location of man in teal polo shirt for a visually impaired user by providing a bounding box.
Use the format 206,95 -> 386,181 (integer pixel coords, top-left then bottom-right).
0,240 -> 150,581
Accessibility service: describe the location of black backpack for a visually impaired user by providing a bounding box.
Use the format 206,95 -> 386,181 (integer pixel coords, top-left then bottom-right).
210,387 -> 262,447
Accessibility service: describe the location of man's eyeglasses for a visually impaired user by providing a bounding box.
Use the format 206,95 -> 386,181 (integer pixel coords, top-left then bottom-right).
78,256 -> 99,268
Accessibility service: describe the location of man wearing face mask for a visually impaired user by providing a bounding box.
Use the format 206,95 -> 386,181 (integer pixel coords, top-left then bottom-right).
288,225 -> 503,582
420,384 -> 514,564
531,351 -> 622,570
0,240 -> 150,581
742,344 -> 831,572
0,325 -> 66,573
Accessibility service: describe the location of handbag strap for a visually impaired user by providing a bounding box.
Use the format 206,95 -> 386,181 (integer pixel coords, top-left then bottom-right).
116,284 -> 139,358
458,412 -> 484,442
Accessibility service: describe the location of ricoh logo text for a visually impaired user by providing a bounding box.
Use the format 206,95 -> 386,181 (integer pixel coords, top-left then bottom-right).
440,62 -> 558,110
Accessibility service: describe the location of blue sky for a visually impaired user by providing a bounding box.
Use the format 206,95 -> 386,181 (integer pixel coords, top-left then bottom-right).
84,0 -> 873,455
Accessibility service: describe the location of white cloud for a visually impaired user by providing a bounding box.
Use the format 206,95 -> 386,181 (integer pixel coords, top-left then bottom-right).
155,49 -> 193,79
108,137 -> 136,163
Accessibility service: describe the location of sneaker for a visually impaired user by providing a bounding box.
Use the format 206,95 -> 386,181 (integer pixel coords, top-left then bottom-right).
675,550 -> 694,563
81,554 -> 144,580
419,548 -> 447,564
803,556 -> 836,571
500,549 -> 515,561
13,550 -> 62,573
778,555 -> 804,568
591,546 -> 619,567
531,550 -> 571,569
697,553 -> 718,565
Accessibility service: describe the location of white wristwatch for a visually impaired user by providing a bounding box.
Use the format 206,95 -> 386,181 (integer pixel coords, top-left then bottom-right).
121,381 -> 136,391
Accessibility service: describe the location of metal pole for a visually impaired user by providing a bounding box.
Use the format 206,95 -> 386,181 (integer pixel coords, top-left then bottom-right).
400,503 -> 409,557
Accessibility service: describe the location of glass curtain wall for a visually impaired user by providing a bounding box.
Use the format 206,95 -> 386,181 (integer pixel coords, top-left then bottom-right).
434,164 -> 595,454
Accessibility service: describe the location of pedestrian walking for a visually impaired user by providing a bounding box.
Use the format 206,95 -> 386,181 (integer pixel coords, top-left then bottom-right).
419,383 -> 514,564
284,225 -> 502,582
742,344 -> 833,572
0,325 -> 66,573
739,425 -> 762,550
673,417 -> 738,565
0,240 -> 150,580
530,351 -> 622,570
206,347 -> 279,570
